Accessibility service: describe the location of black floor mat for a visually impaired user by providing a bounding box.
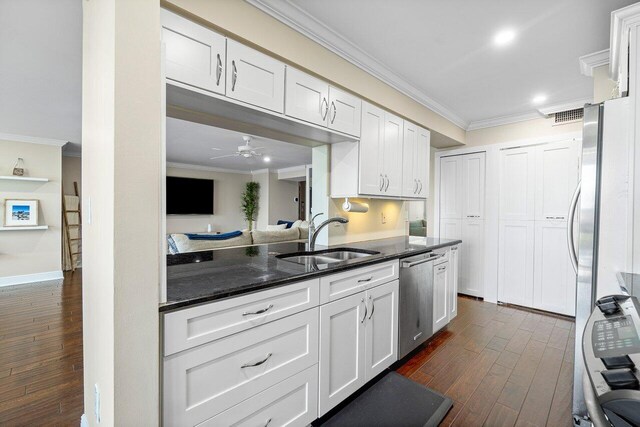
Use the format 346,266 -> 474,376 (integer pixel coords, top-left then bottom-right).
321,371 -> 453,427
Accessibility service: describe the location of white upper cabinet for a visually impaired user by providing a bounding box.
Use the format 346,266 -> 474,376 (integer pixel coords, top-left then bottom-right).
402,121 -> 419,197
416,127 -> 431,198
358,102 -> 385,196
285,67 -> 329,127
440,156 -> 463,219
382,112 -> 404,197
226,39 -> 285,113
462,152 -> 485,219
535,141 -> 579,221
328,86 -> 361,137
161,10 -> 226,95
500,147 -> 536,220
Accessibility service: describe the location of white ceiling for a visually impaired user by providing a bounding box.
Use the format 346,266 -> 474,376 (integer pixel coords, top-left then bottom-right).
250,0 -> 636,129
166,118 -> 312,173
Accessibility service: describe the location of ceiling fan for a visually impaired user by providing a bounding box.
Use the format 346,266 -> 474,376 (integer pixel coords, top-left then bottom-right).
210,136 -> 268,161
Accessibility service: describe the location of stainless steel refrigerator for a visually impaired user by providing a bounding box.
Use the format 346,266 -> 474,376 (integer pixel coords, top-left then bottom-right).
570,99 -> 633,426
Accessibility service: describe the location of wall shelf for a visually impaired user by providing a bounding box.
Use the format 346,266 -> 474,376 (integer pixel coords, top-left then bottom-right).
0,175 -> 49,182
0,225 -> 49,231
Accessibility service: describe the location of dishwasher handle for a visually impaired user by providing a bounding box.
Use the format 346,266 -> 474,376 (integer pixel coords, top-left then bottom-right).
401,253 -> 444,268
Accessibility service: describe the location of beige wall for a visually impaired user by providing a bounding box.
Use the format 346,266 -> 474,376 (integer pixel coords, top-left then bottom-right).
465,116 -> 582,147
328,198 -> 407,245
0,139 -> 62,284
62,155 -> 81,196
593,64 -> 617,103
82,0 -> 161,424
166,166 -> 251,233
268,173 -> 299,224
252,170 -> 270,230
164,0 -> 466,144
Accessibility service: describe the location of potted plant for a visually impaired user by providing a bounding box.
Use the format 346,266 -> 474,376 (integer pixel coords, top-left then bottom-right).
241,181 -> 260,230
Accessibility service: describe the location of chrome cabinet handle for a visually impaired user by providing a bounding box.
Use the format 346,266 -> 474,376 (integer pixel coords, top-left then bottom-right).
361,298 -> 367,323
384,175 -> 390,191
216,53 -> 222,86
438,265 -> 447,271
242,304 -> 274,316
368,295 -> 375,319
241,352 -> 272,368
546,216 -> 565,220
321,98 -> 329,120
451,246 -> 458,251
379,174 -> 384,191
567,181 -> 581,273
413,331 -> 423,341
414,179 -> 419,194
401,253 -> 444,268
264,419 -> 272,427
358,276 -> 373,283
231,60 -> 237,91
330,101 -> 337,123
418,180 -> 423,194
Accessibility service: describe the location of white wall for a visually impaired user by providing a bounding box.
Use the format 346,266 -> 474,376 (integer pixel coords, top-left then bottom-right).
252,170 -> 270,230
465,116 -> 583,147
166,166 -> 251,233
0,138 -> 63,285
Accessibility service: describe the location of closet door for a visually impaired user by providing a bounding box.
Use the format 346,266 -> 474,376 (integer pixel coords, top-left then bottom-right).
459,219 -> 484,297
500,147 -> 536,220
440,156 -> 463,219
358,102 -> 385,196
440,218 -> 462,240
498,220 -> 534,307
535,141 -> 579,221
462,152 -> 486,219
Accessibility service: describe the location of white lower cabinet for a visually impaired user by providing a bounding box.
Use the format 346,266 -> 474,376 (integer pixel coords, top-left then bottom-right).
448,245 -> 459,320
319,280 -> 399,416
433,260 -> 449,333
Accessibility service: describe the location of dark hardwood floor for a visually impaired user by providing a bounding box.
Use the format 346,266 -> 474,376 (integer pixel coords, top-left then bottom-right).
397,296 -> 575,427
0,271 -> 84,426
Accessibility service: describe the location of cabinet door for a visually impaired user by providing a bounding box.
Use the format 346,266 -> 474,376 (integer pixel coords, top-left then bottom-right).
433,261 -> 449,333
358,102 -> 385,196
533,220 -> 576,316
535,141 -> 579,221
500,147 -> 536,220
365,280 -> 399,380
319,292 -> 366,416
460,219 -> 485,297
328,86 -> 362,137
497,220 -> 534,307
226,40 -> 285,113
285,67 -> 329,127
161,10 -> 226,95
449,245 -> 459,319
440,218 -> 462,240
416,127 -> 431,198
462,152 -> 486,219
402,121 -> 419,197
440,156 -> 463,219
382,112 -> 404,196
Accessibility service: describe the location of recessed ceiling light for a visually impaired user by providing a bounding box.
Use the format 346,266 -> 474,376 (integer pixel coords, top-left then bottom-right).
493,29 -> 516,46
263,156 -> 271,163
532,94 -> 547,105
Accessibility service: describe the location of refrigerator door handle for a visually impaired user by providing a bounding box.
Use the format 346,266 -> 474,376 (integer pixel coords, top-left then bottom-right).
567,181 -> 581,273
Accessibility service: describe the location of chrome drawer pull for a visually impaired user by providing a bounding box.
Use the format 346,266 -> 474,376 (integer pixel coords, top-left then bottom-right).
358,276 -> 373,283
413,332 -> 423,341
241,352 -> 272,368
242,304 -> 274,316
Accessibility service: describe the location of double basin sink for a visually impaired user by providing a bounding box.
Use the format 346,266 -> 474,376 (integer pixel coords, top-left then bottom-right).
276,248 -> 380,267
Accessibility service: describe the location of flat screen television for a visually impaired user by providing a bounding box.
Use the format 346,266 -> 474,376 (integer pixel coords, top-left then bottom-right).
166,176 -> 214,215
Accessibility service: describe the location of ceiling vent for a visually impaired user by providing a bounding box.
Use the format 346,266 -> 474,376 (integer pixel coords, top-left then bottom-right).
553,108 -> 584,126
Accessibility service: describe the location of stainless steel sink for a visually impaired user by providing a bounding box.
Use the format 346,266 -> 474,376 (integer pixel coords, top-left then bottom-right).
277,248 -> 380,266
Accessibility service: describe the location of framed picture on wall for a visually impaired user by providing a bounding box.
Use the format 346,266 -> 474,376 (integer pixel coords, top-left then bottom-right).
4,199 -> 39,227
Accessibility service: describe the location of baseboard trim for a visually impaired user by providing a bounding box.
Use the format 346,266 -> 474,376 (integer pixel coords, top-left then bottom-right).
0,270 -> 64,287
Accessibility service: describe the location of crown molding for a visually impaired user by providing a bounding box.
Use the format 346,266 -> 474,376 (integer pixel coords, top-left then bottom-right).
579,49 -> 609,77
0,132 -> 68,147
537,97 -> 592,116
251,168 -> 271,175
166,161 -> 251,175
245,0 -> 468,129
466,111 -> 544,131
610,3 -> 640,80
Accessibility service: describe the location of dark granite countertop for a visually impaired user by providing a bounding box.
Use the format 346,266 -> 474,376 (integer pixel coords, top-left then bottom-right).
617,272 -> 640,298
161,236 -> 461,312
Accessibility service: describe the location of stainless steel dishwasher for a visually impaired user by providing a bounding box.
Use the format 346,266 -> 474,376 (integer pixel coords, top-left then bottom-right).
398,250 -> 447,359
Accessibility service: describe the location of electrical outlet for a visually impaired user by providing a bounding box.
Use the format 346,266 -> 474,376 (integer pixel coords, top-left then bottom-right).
94,384 -> 100,423
381,212 -> 387,224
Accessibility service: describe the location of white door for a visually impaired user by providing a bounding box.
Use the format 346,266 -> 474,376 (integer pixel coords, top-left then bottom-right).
439,218 -> 462,240
364,280 -> 398,380
460,219 -> 484,297
535,141 -> 579,221
433,261 -> 449,333
328,86 -> 362,137
161,10 -> 226,95
319,292 -> 366,416
382,112 -> 404,196
500,147 -> 536,220
416,127 -> 430,198
497,220 -> 534,307
462,152 -> 486,219
358,102 -> 385,196
226,40 -> 285,113
449,245 -> 459,319
440,156 -> 463,219
402,121 -> 419,197
533,220 -> 576,316
284,67 -> 329,126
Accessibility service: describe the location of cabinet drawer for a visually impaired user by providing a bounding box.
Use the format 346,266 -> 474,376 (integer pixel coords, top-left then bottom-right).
198,365 -> 318,427
164,279 -> 319,356
319,260 -> 399,304
163,308 -> 319,426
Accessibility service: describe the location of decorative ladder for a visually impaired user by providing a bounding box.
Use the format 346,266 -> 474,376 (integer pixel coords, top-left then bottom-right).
62,182 -> 82,272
